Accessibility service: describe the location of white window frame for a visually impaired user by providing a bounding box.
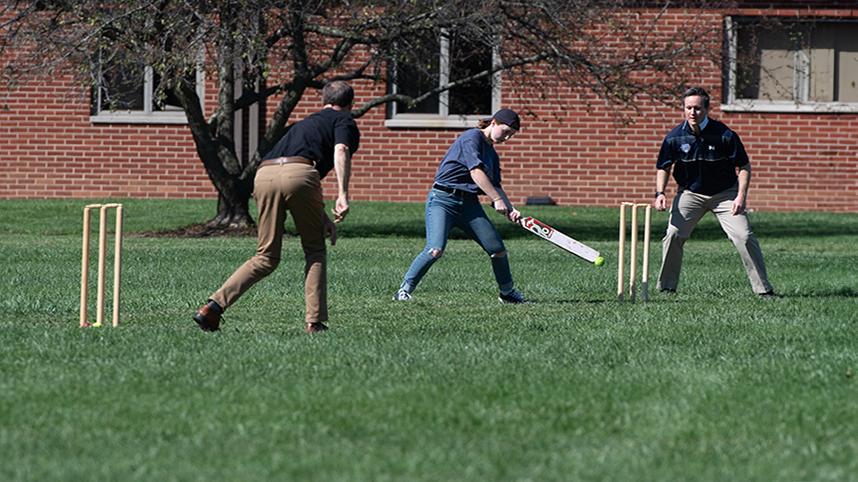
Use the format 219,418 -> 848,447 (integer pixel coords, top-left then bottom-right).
385,32 -> 501,128
722,16 -> 858,113
233,58 -> 261,166
91,57 -> 205,124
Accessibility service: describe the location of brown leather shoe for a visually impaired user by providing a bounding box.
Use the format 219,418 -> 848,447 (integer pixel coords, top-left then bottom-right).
305,321 -> 328,334
193,304 -> 221,332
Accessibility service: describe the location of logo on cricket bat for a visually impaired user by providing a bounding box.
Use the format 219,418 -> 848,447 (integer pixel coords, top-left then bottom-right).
521,217 -> 554,238
519,215 -> 601,263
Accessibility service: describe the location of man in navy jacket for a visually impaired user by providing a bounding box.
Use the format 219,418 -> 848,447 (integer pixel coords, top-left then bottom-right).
654,86 -> 775,298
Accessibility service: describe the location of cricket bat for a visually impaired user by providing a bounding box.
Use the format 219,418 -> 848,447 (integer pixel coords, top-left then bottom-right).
519,216 -> 603,265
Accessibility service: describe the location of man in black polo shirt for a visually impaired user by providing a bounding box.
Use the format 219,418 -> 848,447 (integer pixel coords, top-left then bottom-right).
654,86 -> 775,298
194,80 -> 360,333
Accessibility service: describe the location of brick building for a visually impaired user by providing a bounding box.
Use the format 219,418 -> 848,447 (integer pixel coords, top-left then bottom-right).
2,4 -> 856,212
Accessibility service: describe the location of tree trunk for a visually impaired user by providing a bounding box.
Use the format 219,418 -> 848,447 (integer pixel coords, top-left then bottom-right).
205,159 -> 255,229
207,191 -> 254,228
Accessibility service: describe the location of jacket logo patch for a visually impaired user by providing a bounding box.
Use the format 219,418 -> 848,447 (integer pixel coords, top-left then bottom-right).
680,143 -> 691,153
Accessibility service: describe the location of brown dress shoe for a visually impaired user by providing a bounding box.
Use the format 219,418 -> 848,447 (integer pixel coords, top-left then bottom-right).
305,321 -> 328,334
193,304 -> 221,331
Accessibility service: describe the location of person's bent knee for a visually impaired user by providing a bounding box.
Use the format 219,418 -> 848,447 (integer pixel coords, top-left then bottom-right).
429,248 -> 444,259
730,232 -> 750,245
302,239 -> 326,256
490,250 -> 508,259
665,226 -> 687,241
255,255 -> 280,275
304,248 -> 326,265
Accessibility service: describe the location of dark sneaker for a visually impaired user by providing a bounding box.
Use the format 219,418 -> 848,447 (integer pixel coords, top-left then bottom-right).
193,302 -> 222,332
660,288 -> 676,295
393,289 -> 412,301
305,321 -> 328,334
498,289 -> 527,304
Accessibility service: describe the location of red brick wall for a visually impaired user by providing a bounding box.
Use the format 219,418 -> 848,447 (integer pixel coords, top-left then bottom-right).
2,8 -> 856,212
0,74 -> 217,199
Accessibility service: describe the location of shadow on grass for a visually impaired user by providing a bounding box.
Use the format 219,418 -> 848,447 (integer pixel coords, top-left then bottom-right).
5,199 -> 853,241
337,207 -> 858,242
536,298 -> 610,304
134,213 -> 858,244
541,287 -> 858,301
338,220 -> 615,241
786,287 -> 858,298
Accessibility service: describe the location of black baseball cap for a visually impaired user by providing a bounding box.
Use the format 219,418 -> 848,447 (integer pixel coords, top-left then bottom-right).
486,108 -> 520,131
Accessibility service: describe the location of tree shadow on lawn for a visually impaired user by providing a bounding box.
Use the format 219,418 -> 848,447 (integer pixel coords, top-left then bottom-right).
133,206 -> 858,242
136,223 -> 258,238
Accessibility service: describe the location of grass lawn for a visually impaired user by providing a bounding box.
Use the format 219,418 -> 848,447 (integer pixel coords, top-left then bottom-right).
1,199 -> 856,481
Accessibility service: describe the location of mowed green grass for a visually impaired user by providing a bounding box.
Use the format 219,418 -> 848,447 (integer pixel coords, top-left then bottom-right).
1,199 -> 856,481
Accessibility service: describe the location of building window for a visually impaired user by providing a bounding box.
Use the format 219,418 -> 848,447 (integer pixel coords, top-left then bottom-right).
386,30 -> 501,128
723,18 -> 858,112
91,54 -> 204,124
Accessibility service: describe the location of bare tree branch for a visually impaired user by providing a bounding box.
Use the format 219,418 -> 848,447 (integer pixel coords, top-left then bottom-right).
1,0 -> 726,227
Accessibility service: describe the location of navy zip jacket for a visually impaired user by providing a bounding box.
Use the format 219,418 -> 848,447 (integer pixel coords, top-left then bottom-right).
656,118 -> 749,196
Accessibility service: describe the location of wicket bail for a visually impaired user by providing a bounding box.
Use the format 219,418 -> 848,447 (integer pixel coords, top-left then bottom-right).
80,203 -> 123,327
617,202 -> 652,302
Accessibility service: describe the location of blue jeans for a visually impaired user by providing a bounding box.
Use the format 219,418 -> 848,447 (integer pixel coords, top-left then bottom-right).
400,189 -> 514,293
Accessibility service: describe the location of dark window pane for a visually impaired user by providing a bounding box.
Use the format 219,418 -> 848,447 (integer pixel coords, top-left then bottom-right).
734,24 -> 762,99
390,32 -> 493,116
394,36 -> 441,114
97,64 -> 145,111
152,71 -> 194,111
448,34 -> 492,115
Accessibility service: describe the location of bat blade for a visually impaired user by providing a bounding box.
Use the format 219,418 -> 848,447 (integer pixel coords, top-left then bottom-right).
519,216 -> 600,263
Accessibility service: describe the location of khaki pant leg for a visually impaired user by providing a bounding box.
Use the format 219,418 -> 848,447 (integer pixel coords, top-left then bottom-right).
284,167 -> 327,323
710,189 -> 774,294
657,190 -> 707,291
210,166 -> 286,309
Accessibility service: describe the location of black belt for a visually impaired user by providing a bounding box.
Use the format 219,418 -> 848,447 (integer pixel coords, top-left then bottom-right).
433,184 -> 477,198
259,156 -> 315,168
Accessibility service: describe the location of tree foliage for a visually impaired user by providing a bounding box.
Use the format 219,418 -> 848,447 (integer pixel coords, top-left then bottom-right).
1,0 -> 723,228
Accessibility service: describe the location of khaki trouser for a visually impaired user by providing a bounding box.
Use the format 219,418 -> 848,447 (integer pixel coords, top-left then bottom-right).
657,186 -> 773,295
210,163 -> 328,323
